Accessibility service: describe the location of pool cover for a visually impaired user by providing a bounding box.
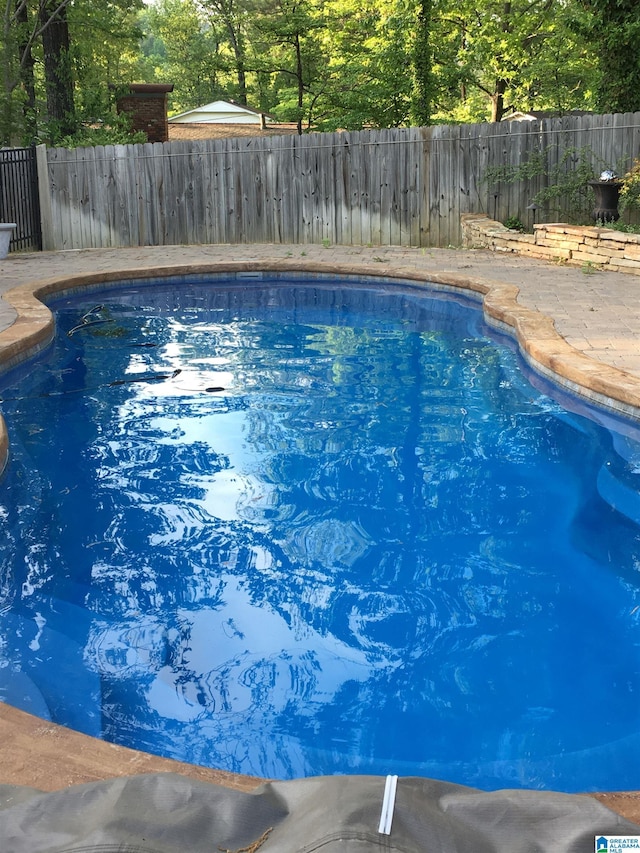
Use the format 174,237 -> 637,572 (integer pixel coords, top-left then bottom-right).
0,773 -> 638,852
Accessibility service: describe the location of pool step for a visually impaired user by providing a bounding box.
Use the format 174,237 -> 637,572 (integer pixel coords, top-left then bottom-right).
0,668 -> 51,721
597,465 -> 640,525
0,609 -> 102,737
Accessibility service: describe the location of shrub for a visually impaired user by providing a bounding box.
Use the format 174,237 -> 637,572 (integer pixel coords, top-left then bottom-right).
619,158 -> 640,214
503,216 -> 525,232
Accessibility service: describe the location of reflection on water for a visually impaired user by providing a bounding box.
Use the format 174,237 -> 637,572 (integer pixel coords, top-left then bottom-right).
1,277 -> 640,791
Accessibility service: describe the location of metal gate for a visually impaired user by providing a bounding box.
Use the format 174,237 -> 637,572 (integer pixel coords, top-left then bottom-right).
0,147 -> 42,252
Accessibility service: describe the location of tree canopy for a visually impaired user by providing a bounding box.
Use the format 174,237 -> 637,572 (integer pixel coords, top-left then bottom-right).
575,0 -> 640,114
0,0 -> 635,146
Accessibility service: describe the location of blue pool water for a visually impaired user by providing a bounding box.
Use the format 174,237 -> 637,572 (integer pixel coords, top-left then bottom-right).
1,273 -> 640,792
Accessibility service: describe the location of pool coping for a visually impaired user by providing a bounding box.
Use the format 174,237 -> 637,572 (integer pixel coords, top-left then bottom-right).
2,258 -> 640,817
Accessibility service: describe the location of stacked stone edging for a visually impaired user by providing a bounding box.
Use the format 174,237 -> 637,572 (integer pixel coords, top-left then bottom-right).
461,213 -> 640,275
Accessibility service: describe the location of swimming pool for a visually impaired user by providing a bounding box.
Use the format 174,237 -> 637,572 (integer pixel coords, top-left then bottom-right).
1,272 -> 640,793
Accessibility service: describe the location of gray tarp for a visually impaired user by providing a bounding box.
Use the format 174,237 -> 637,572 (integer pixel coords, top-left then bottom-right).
0,772 -> 639,853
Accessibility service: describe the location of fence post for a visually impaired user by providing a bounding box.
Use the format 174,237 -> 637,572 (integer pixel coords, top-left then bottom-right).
36,144 -> 55,251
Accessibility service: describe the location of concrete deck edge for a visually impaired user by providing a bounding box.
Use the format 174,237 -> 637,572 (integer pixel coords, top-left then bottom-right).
2,259 -> 640,819
0,702 -> 262,793
1,701 -> 638,823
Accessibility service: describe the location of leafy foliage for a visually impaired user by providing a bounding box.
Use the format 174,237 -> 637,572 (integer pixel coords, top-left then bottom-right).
56,114 -> 147,149
575,0 -> 640,114
429,0 -> 597,123
0,0 -> 146,145
503,216 -> 524,232
485,146 -> 604,224
0,0 -> 637,147
619,159 -> 640,214
142,0 -> 222,113
411,0 -> 434,126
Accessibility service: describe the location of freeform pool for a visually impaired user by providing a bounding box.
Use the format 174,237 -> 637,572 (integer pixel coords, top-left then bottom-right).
1,273 -> 640,793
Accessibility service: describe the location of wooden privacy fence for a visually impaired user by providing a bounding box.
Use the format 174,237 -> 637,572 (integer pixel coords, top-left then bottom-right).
40,111 -> 640,251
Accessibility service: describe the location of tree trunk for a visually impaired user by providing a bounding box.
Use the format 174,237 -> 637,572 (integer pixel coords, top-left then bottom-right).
411,0 -> 433,126
40,0 -> 76,139
225,23 -> 248,105
491,78 -> 508,122
490,3 -> 511,121
16,0 -> 36,140
294,32 -> 303,135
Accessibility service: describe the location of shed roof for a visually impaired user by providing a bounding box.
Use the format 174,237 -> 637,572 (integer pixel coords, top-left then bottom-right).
169,100 -> 275,125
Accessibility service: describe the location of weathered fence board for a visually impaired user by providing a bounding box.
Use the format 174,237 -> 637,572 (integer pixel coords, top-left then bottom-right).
43,112 -> 640,251
350,133 -> 365,246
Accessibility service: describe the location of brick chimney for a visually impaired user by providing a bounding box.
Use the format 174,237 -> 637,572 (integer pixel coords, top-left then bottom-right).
117,84 -> 174,143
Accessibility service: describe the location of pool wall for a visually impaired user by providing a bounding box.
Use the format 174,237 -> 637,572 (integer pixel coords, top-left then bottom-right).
2,259 -> 640,478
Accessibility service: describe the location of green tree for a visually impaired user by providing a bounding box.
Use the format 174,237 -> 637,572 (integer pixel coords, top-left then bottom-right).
576,0 -> 640,114
40,0 -> 76,139
142,0 -> 223,113
247,0 -> 416,131
197,0 -> 250,104
316,0 -> 414,130
300,0 -> 380,130
15,0 -> 36,139
429,0 -> 595,123
250,0 -> 327,132
1,0 -> 77,143
411,0 -> 434,125
69,0 -> 145,123
133,0 -> 600,131
1,0 -> 147,145
15,0 -> 604,142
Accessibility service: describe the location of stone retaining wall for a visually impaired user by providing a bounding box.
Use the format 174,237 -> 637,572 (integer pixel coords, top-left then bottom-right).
461,213 -> 640,276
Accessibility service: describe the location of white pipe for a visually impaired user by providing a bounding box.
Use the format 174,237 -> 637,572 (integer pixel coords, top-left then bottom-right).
378,774 -> 398,835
